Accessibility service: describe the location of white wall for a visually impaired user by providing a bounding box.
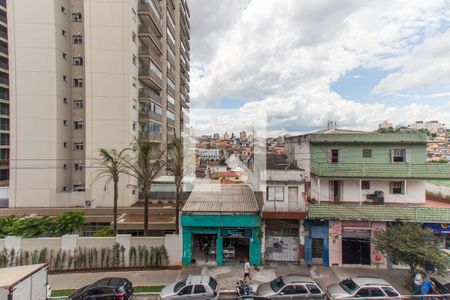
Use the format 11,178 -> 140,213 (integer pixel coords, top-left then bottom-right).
311,178 -> 426,204
285,136 -> 311,181
264,183 -> 305,211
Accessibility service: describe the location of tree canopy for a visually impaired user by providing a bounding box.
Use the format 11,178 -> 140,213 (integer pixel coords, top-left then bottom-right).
373,223 -> 448,275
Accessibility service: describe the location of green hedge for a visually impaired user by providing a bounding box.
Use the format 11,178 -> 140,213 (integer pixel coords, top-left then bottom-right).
0,211 -> 85,238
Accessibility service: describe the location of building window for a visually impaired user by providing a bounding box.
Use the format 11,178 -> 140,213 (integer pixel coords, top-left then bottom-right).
74,121 -> 84,129
267,186 -> 284,201
72,12 -> 82,22
328,149 -> 341,163
390,181 -> 404,194
63,75 -> 68,82
167,94 -> 175,105
73,78 -> 83,87
62,52 -> 67,59
74,142 -> 84,151
132,31 -> 136,44
0,169 -> 9,181
132,99 -> 137,110
391,149 -> 408,163
132,54 -> 137,66
62,29 -> 67,37
74,99 -> 84,109
63,120 -> 68,126
73,57 -> 83,66
61,6 -> 66,14
362,149 -> 372,158
132,121 -> 137,131
361,181 -> 370,190
63,142 -> 68,148
167,110 -> 175,121
63,164 -> 67,169
74,163 -> 84,172
72,35 -> 83,44
63,97 -> 68,104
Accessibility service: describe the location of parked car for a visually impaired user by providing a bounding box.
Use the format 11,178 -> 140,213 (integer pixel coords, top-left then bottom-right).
160,275 -> 219,300
430,275 -> 450,295
326,276 -> 400,299
238,297 -> 271,300
256,275 -> 325,299
67,277 -> 133,300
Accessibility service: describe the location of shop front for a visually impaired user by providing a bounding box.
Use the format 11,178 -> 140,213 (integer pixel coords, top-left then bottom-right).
264,219 -> 301,262
181,215 -> 262,265
328,220 -> 387,267
423,223 -> 450,250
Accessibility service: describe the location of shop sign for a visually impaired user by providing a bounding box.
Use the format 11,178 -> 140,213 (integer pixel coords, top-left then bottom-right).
424,223 -> 450,234
221,228 -> 252,238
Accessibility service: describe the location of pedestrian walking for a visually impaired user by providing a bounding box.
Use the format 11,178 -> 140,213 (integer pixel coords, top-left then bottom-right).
244,258 -> 251,283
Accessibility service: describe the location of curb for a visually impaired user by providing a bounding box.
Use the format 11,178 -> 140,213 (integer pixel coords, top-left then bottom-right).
49,289 -> 238,299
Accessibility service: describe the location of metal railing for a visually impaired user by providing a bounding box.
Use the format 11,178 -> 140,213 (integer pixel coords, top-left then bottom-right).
139,88 -> 162,104
311,161 -> 450,179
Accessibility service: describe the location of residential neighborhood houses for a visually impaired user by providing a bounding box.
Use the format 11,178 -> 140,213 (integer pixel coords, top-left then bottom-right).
0,0 -> 450,299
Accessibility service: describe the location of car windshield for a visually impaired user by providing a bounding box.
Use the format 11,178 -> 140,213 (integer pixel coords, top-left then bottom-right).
340,279 -> 359,294
270,277 -> 285,292
209,277 -> 218,290
174,280 -> 186,292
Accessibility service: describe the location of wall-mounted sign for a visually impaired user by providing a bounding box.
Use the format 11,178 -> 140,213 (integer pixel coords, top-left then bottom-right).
221,228 -> 252,238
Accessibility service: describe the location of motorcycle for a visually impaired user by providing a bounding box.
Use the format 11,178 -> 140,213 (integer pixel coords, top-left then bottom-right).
236,279 -> 254,296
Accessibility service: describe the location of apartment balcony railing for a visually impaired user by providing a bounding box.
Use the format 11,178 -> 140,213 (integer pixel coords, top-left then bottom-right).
167,101 -> 175,112
139,88 -> 162,105
138,25 -> 162,53
308,204 -> 450,223
139,110 -> 163,122
167,85 -> 175,97
0,76 -> 8,86
138,46 -> 162,68
138,0 -> 163,33
311,161 -> 450,179
0,60 -> 8,71
263,202 -> 306,212
0,29 -> 6,41
139,131 -> 162,142
139,63 -> 163,88
0,44 -> 7,55
167,118 -> 175,127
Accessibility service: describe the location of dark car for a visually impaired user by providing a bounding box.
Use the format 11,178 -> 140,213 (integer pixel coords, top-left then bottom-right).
67,277 -> 133,300
430,275 -> 450,295
238,297 -> 271,300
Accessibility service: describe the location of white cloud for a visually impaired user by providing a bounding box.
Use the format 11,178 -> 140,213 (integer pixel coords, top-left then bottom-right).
189,0 -> 450,133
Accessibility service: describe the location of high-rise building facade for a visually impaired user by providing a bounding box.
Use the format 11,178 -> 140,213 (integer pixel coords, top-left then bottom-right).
7,0 -> 190,208
0,0 -> 8,207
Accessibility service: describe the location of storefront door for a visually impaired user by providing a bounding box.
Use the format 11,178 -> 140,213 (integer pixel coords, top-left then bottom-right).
312,238 -> 324,264
342,230 -> 371,265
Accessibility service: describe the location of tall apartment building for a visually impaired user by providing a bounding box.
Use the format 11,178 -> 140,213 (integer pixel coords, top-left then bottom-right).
7,0 -> 190,208
0,0 -> 8,207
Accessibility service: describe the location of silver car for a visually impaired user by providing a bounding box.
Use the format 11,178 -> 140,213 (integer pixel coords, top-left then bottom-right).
159,275 -> 219,300
326,276 -> 401,299
256,275 -> 325,299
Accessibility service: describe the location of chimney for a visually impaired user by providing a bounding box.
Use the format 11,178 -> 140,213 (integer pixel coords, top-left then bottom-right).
327,120 -> 335,130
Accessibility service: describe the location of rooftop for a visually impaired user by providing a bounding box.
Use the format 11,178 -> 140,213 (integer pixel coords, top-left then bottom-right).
182,184 -> 260,214
0,264 -> 47,288
310,132 -> 427,144
266,153 -> 302,170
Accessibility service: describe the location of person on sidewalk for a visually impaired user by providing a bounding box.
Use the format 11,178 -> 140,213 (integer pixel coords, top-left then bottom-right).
244,258 -> 251,283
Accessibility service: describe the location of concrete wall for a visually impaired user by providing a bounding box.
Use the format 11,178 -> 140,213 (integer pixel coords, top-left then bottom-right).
311,178 -> 425,204
264,183 -> 305,211
0,234 -> 181,266
285,135 -> 311,181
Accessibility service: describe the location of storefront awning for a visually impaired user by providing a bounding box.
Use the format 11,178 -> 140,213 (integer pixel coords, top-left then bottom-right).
424,223 -> 450,234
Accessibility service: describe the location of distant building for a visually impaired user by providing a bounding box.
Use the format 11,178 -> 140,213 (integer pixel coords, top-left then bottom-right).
213,133 -> 219,139
199,149 -> 220,161
240,131 -> 247,139
224,132 -> 229,140
378,121 -> 393,129
410,120 -> 442,133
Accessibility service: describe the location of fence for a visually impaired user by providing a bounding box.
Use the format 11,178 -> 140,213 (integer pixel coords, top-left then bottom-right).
0,234 -> 182,271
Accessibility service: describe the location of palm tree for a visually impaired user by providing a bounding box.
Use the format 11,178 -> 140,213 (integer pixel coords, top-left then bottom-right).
94,148 -> 128,236
122,140 -> 164,236
166,136 -> 184,234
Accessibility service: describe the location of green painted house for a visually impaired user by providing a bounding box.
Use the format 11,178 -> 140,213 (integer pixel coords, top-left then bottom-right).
285,128 -> 450,267
181,184 -> 262,266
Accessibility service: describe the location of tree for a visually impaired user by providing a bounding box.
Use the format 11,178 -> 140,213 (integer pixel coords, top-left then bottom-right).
122,140 -> 164,236
94,148 -> 128,236
373,223 -> 449,277
166,136 -> 185,234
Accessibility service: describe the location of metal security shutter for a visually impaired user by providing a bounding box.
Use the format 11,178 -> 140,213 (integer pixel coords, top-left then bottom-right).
342,230 -> 371,239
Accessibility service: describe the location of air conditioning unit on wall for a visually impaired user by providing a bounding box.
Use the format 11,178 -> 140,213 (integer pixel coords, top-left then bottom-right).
85,200 -> 95,208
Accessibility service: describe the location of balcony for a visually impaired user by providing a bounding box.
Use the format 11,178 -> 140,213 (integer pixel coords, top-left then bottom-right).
139,46 -> 162,69
138,0 -> 163,35
167,101 -> 175,113
139,60 -> 163,90
139,88 -> 162,105
311,161 -> 450,180
139,109 -> 163,123
307,204 -> 450,223
139,131 -> 162,142
138,25 -> 162,54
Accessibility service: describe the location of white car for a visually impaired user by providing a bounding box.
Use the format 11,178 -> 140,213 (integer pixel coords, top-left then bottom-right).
326,276 -> 401,299
160,275 -> 219,300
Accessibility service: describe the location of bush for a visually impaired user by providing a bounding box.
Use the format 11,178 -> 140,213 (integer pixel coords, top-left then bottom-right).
93,227 -> 113,237
0,211 -> 86,238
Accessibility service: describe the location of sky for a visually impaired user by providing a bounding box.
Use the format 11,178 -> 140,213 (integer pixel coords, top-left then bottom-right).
187,0 -> 450,136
